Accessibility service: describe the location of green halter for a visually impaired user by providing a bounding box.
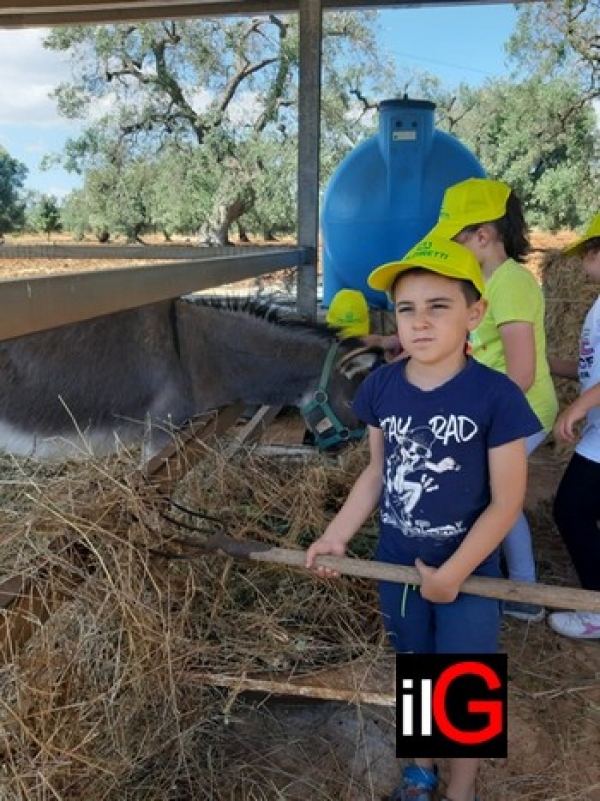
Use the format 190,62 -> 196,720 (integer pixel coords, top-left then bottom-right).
300,342 -> 365,451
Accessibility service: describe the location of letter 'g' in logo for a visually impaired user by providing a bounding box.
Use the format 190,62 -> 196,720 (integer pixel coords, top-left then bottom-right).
396,654 -> 507,758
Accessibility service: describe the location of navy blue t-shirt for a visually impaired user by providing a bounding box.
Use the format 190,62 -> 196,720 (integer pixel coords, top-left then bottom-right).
353,357 -> 541,568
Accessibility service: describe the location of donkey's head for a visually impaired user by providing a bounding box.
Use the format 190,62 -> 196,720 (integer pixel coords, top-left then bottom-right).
300,339 -> 382,451
176,297 -> 383,451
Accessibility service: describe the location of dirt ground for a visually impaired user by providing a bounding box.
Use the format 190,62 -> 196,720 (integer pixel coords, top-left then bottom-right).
1,230 -> 600,801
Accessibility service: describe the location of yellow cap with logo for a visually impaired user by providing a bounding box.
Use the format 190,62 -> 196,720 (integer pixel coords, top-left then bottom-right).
325,288 -> 370,338
563,212 -> 600,256
428,178 -> 511,240
368,235 -> 485,297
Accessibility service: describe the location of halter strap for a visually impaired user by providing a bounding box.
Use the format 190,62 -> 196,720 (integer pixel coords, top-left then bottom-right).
300,342 -> 365,451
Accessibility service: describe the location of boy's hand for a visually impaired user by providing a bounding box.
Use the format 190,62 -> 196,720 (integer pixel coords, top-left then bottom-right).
415,558 -> 460,603
305,534 -> 346,578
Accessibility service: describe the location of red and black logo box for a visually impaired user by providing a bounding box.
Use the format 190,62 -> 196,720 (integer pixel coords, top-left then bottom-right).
395,653 -> 508,758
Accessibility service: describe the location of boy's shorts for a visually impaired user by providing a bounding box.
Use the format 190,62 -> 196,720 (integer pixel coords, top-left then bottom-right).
378,561 -> 501,653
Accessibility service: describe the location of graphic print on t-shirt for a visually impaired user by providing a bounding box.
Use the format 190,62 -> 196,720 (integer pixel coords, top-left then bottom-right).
380,415 -> 475,540
579,324 -> 595,381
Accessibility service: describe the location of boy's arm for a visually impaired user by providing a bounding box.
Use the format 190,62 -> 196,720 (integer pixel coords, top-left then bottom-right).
305,425 -> 383,577
416,438 -> 527,603
554,381 -> 600,442
548,355 -> 579,380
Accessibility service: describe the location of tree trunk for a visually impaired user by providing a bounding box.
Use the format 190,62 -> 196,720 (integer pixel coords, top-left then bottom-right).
198,188 -> 256,247
237,221 -> 250,243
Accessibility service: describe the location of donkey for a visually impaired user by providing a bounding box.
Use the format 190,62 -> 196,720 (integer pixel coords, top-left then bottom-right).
0,297 -> 381,460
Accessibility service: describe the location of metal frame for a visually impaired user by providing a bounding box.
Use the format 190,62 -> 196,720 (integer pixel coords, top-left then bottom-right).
0,1 -> 521,28
0,246 -> 306,341
0,0 -> 528,341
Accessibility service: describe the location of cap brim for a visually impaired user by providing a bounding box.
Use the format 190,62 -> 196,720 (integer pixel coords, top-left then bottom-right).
368,261 -> 407,292
563,217 -> 600,255
368,257 -> 485,296
426,219 -> 465,240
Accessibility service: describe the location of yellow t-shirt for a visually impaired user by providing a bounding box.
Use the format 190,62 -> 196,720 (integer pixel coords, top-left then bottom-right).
470,259 -> 558,432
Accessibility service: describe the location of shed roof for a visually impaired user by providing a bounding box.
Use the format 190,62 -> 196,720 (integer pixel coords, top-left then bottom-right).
0,0 -> 524,29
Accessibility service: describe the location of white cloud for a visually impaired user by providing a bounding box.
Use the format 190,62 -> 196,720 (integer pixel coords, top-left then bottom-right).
0,28 -> 72,128
0,29 -> 82,195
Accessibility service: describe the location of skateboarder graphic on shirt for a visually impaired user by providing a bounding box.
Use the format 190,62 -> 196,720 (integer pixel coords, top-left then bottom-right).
383,424 -> 460,536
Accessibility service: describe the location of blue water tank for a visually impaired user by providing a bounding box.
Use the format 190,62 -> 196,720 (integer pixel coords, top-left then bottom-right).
321,97 -> 486,309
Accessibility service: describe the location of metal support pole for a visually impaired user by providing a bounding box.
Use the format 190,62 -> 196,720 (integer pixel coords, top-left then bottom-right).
296,0 -> 322,320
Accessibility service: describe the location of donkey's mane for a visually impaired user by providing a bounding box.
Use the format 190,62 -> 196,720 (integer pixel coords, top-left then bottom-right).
184,295 -> 336,342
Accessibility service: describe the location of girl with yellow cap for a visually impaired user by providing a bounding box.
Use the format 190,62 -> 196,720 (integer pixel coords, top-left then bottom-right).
428,178 -> 559,623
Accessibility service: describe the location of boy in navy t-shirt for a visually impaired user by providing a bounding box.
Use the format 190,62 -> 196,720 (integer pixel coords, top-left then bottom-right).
306,235 -> 540,801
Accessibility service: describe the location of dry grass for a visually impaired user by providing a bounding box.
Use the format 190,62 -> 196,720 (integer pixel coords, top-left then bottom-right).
1,436 -> 600,801
0,440 -> 388,800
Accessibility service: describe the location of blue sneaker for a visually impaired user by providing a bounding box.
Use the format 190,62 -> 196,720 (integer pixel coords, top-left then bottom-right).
390,764 -> 439,800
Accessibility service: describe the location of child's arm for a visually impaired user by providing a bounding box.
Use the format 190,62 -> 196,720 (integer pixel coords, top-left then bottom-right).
499,322 -> 536,393
554,382 -> 600,442
548,355 -> 579,380
416,438 -> 527,603
305,425 -> 383,577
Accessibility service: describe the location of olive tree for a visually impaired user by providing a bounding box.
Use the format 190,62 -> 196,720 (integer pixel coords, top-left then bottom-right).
44,13 -> 392,244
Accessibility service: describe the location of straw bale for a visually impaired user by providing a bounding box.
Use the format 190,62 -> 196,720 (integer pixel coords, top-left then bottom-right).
536,242 -> 597,461
541,247 -> 595,362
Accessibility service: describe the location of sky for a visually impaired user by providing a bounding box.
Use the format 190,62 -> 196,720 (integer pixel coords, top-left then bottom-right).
0,3 -> 519,199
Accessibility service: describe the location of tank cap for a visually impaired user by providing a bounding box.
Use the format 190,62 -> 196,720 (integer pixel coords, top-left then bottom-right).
378,97 -> 436,111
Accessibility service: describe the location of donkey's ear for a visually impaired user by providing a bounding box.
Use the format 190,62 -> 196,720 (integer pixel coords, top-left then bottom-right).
338,346 -> 383,381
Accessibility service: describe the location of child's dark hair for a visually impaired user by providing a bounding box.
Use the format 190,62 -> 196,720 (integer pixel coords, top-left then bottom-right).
460,191 -> 530,263
390,267 -> 481,303
582,237 -> 600,255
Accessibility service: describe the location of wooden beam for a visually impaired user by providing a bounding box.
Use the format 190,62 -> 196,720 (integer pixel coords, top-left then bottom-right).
223,405 -> 283,457
144,403 -> 246,495
186,652 -> 397,705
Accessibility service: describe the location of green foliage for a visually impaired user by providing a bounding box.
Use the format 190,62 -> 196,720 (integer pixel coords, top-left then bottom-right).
28,194 -> 62,239
43,14 -> 391,242
61,188 -> 94,240
0,147 -> 27,234
508,0 -> 600,102
438,78 -> 598,230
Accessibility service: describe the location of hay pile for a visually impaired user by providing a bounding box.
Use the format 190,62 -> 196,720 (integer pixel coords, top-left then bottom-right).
541,246 -> 596,413
0,442 -> 387,800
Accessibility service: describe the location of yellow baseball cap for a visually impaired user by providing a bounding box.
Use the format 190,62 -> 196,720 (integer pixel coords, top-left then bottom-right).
325,288 -> 370,338
368,235 -> 485,297
563,213 -> 600,255
428,178 -> 511,240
